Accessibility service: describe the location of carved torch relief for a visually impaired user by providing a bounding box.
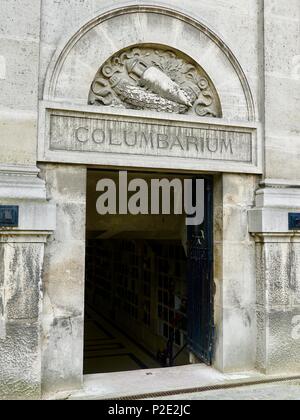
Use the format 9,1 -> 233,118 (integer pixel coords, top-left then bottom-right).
89,47 -> 222,118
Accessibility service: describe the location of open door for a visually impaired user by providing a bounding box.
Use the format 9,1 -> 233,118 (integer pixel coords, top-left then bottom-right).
187,177 -> 214,365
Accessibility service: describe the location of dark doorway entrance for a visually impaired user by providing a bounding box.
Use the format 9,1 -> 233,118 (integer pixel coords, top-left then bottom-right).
84,170 -> 214,375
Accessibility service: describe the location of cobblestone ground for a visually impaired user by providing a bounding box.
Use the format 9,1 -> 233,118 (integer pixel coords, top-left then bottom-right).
152,381 -> 300,400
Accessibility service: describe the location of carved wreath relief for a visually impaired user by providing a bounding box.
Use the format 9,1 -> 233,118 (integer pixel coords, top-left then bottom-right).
89,46 -> 221,118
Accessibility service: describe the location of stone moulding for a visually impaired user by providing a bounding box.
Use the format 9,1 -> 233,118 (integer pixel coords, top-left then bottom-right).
0,165 -> 47,201
0,164 -> 56,233
43,4 -> 256,122
38,101 -> 262,174
248,185 -> 300,235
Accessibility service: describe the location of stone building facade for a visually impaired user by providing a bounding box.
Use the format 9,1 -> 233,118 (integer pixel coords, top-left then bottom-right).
0,0 -> 299,400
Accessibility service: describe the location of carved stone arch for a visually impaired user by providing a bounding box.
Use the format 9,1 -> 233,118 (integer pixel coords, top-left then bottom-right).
43,4 -> 256,122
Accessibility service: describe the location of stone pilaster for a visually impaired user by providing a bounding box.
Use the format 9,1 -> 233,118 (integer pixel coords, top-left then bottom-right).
249,180 -> 300,374
0,234 -> 46,399
0,166 -> 55,400
214,174 -> 258,372
39,164 -> 86,397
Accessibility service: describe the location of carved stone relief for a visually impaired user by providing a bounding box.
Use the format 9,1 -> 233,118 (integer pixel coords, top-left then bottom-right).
89,46 -> 222,118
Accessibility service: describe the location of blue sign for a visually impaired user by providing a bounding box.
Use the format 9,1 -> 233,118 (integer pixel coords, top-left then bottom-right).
0,206 -> 19,227
289,213 -> 300,230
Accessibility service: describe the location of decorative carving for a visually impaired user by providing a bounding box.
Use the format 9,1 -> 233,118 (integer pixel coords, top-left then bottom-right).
89,46 -> 222,118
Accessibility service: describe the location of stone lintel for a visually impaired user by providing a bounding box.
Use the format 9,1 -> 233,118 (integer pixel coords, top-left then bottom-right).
38,102 -> 262,174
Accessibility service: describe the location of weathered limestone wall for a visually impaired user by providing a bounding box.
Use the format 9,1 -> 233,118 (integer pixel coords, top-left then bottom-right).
256,236 -> 300,374
249,185 -> 300,375
263,0 -> 300,181
0,10 -> 48,400
248,0 -> 300,375
0,0 -> 41,166
250,0 -> 300,371
0,237 -> 44,399
39,165 -> 86,397
0,1 -> 55,389
0,169 -> 55,400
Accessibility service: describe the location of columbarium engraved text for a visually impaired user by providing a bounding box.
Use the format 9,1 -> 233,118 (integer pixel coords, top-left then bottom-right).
49,114 -> 253,163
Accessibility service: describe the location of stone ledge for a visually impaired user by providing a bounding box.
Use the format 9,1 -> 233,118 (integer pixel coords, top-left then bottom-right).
0,164 -> 56,234
255,187 -> 300,208
0,164 -> 46,201
260,179 -> 300,189
0,232 -> 53,243
252,232 -> 300,243
249,183 -> 300,234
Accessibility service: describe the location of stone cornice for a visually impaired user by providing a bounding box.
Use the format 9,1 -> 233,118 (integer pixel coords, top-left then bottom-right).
0,164 -> 46,201
252,233 -> 300,243
249,184 -> 300,235
260,179 -> 300,189
0,231 -> 52,243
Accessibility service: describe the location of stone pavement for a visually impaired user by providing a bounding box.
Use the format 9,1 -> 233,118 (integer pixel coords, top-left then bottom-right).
66,366 -> 300,401
149,380 -> 300,400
